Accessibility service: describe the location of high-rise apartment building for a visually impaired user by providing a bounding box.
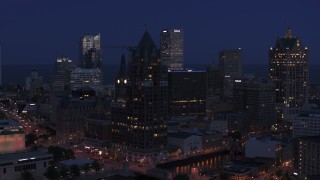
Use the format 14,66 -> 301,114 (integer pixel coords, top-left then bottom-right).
219,49 -> 242,98
233,78 -> 276,130
160,29 -> 184,70
52,56 -> 75,92
112,32 -> 168,162
269,28 -> 308,107
79,34 -> 102,69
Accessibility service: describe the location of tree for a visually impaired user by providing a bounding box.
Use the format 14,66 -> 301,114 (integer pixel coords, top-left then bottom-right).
48,146 -> 75,163
173,174 -> 190,180
83,163 -> 91,174
0,112 -> 7,119
70,165 -> 80,177
44,165 -> 59,180
91,160 -> 101,172
229,131 -> 242,141
59,166 -> 68,178
21,171 -> 34,180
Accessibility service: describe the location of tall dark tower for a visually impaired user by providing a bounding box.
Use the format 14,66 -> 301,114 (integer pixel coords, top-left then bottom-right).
112,32 -> 168,162
115,54 -> 127,102
219,49 -> 243,98
269,28 -> 308,107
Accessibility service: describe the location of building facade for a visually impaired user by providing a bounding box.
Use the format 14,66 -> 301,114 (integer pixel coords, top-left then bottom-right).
296,136 -> 320,179
0,120 -> 25,154
233,78 -> 276,130
112,32 -> 168,162
219,49 -> 242,98
269,28 -> 308,107
79,34 -> 102,69
70,68 -> 103,90
52,56 -> 75,92
168,70 -> 207,118
292,113 -> 320,137
0,151 -> 53,180
160,29 -> 184,70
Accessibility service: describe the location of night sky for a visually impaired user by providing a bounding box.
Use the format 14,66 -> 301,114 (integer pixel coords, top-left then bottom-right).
1,0 -> 319,65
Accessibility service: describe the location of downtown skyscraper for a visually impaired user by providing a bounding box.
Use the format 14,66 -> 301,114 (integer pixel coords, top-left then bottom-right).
269,28 -> 308,107
219,49 -> 243,98
79,34 -> 102,69
160,29 -> 184,70
112,32 -> 168,162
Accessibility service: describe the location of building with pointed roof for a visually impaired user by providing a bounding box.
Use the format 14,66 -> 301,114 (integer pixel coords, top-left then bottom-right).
269,28 -> 308,107
115,54 -> 127,103
112,31 -> 168,162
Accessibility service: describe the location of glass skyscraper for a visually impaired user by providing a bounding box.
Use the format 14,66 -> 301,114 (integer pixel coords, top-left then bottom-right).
79,34 -> 102,69
160,29 -> 184,70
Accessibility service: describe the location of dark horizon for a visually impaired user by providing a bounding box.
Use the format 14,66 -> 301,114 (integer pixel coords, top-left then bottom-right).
1,0 -> 320,66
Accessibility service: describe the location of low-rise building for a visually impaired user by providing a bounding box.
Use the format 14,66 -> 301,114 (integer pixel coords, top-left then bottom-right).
245,137 -> 282,163
0,151 -> 53,180
210,120 -> 227,135
167,132 -> 202,154
0,120 -> 25,154
292,113 -> 320,137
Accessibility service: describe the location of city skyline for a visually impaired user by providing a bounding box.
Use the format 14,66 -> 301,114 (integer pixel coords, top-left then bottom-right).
0,0 -> 319,65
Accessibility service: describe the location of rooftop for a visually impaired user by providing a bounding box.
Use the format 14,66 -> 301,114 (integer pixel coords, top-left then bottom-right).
299,136 -> 320,144
0,119 -> 22,127
168,132 -> 200,139
0,151 -> 52,162
59,158 -> 93,167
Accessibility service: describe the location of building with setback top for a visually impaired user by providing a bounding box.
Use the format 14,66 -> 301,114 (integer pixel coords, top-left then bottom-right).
269,28 -> 308,108
112,32 -> 168,162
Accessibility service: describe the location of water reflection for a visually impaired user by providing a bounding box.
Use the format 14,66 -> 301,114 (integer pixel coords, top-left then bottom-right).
158,153 -> 229,177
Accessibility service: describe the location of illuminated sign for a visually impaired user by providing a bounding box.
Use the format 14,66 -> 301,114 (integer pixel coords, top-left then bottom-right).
235,80 -> 242,83
174,29 -> 181,32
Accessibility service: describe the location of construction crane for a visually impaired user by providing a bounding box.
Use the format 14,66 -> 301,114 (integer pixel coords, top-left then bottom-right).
102,45 -> 136,51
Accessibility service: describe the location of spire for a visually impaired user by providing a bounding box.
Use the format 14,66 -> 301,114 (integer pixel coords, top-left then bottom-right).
119,54 -> 126,76
135,31 -> 159,59
285,28 -> 292,39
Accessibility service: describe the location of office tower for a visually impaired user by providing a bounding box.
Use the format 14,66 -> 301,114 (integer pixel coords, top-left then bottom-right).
114,54 -> 127,102
219,49 -> 242,98
269,28 -> 308,107
233,78 -> 276,130
52,56 -> 75,92
25,68 -> 43,96
160,29 -> 184,70
168,70 -> 207,117
296,136 -> 320,179
79,34 -> 102,69
70,68 -> 103,90
206,64 -> 222,96
112,32 -> 168,162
